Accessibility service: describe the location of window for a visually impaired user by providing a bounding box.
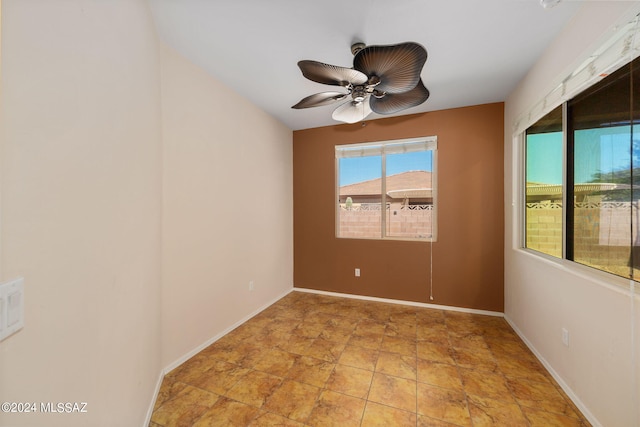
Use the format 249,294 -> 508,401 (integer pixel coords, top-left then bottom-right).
569,59 -> 639,278
336,137 -> 437,241
525,106 -> 564,258
523,55 -> 639,280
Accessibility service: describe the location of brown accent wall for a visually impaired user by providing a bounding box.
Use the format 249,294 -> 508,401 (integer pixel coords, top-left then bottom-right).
293,103 -> 505,311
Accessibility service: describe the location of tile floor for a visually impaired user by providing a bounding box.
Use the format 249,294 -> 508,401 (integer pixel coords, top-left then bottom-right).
150,291 -> 591,426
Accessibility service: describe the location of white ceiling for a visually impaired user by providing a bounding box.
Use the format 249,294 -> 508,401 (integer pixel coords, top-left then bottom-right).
149,0 -> 584,131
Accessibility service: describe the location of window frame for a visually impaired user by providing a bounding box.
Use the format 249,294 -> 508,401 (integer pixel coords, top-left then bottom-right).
515,11 -> 640,288
520,55 -> 639,284
335,136 -> 438,242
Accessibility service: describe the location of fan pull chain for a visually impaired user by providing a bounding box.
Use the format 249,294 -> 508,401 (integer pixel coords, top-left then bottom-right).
429,206 -> 434,301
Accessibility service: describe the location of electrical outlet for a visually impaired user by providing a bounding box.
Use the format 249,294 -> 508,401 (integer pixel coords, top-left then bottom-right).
354,268 -> 360,277
249,281 -> 254,291
562,328 -> 569,346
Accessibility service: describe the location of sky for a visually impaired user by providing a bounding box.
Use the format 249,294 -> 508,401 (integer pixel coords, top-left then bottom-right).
339,151 -> 433,186
526,133 -> 563,184
526,125 -> 637,184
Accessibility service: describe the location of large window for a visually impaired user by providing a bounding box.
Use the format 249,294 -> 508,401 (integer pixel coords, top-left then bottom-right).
336,137 -> 437,241
524,55 -> 639,280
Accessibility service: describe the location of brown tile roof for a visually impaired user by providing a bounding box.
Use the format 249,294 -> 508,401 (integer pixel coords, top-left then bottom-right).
340,171 -> 432,197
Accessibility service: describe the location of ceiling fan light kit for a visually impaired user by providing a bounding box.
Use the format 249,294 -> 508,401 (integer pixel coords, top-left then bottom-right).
292,42 -> 430,124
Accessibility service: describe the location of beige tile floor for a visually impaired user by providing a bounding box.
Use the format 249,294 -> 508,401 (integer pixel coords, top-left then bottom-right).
150,291 -> 591,426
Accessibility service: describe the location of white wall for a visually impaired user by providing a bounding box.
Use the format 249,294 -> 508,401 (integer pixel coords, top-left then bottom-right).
0,2 -> 294,425
159,43 -> 293,368
504,2 -> 640,427
0,1 -> 162,426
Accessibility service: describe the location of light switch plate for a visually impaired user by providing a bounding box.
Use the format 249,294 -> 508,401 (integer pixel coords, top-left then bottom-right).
0,293 -> 5,338
0,278 -> 24,341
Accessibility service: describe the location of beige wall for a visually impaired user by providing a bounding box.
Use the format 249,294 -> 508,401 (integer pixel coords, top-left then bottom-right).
0,1 -> 162,426
159,44 -> 293,367
504,2 -> 640,426
0,4 -> 294,425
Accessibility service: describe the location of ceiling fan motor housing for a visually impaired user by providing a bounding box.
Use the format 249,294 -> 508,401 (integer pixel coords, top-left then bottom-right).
352,86 -> 367,102
351,42 -> 366,56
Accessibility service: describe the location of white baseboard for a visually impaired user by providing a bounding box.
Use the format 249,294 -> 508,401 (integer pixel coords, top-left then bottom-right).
503,315 -> 601,427
143,287 -> 294,426
292,287 -> 504,317
162,287 -> 294,374
143,369 -> 165,426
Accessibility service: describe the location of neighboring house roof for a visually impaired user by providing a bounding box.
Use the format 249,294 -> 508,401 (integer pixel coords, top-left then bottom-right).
526,182 -> 633,197
340,171 -> 432,199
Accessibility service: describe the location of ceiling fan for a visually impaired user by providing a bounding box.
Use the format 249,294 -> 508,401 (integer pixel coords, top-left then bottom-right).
292,42 -> 430,124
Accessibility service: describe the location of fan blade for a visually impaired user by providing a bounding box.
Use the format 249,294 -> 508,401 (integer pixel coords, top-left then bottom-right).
332,100 -> 373,124
298,60 -> 368,86
292,92 -> 347,109
353,42 -> 427,93
370,79 -> 430,115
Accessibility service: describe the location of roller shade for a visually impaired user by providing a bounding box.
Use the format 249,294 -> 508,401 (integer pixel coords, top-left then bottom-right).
336,136 -> 437,159
514,12 -> 640,135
